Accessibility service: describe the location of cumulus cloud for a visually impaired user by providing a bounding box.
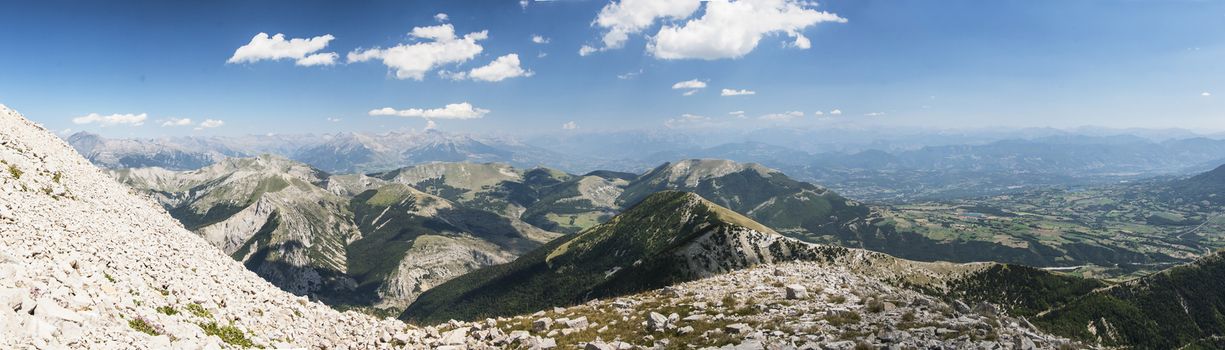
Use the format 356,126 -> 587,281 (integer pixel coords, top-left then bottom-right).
228,33 -> 338,66
347,24 -> 488,80
721,88 -> 756,96
649,0 -> 846,60
729,111 -> 747,119
864,112 -> 886,117
448,54 -> 534,82
195,119 -> 225,130
672,79 -> 706,96
672,79 -> 706,89
72,113 -> 147,127
326,117 -> 342,122
579,45 -> 599,56
562,121 -> 579,130
532,35 -> 550,44
758,111 -> 803,121
829,109 -> 842,115
434,13 -> 449,22
1203,92 -> 1213,97
369,102 -> 489,120
814,111 -> 824,116
425,120 -> 438,130
591,0 -> 702,52
160,118 -> 193,127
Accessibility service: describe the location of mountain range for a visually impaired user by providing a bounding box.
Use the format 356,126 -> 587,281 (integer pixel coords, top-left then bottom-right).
109,153 -> 1225,313
7,103 -> 1225,348
69,130 -> 1225,202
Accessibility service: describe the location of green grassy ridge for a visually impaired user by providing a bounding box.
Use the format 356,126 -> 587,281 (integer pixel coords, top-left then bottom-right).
945,264 -> 1106,317
401,191 -> 759,323
1033,251 -> 1225,349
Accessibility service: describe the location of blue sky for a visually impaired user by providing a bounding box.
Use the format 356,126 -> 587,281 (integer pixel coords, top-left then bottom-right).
0,0 -> 1222,137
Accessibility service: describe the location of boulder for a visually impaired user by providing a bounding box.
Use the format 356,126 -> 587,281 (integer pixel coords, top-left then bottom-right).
785,284 -> 808,300
533,317 -> 553,332
647,312 -> 669,332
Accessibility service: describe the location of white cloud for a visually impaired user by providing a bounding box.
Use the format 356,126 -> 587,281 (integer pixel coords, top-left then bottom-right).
326,117 -> 342,122
1203,92 -> 1212,97
649,0 -> 846,60
195,119 -> 225,130
813,111 -> 824,116
729,110 -> 746,119
347,24 -> 488,80
72,113 -> 147,127
425,120 -> 438,130
562,121 -> 579,130
228,33 -> 338,66
579,45 -> 600,56
520,0 -> 530,9
790,34 -> 811,49
450,54 -> 534,82
671,79 -> 707,89
369,102 -> 490,120
758,111 -> 803,121
161,118 -> 193,127
864,112 -> 886,117
592,0 -> 702,51
295,52 -> 340,66
434,13 -> 449,22
720,88 -> 756,96
829,109 -> 842,115
532,35 -> 550,44
672,79 -> 706,96
617,69 -> 644,80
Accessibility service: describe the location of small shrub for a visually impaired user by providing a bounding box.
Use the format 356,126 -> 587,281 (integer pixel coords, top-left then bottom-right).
128,317 -> 160,336
186,303 -> 212,318
829,295 -> 847,304
198,322 -> 255,348
721,294 -> 737,307
902,310 -> 916,322
104,273 -> 116,283
51,171 -> 61,183
866,299 -> 885,313
157,305 -> 178,316
825,310 -> 862,326
7,165 -> 21,179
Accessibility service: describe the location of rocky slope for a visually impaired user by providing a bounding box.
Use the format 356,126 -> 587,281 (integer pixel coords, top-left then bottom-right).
0,104 -> 417,348
112,157 -> 563,312
346,182 -> 558,310
110,156 -> 361,297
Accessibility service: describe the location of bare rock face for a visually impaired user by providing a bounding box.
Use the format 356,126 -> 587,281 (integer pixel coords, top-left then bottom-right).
375,235 -> 515,310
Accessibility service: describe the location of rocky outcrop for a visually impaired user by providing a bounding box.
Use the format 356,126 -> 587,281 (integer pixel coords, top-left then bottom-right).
376,235 -> 515,310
